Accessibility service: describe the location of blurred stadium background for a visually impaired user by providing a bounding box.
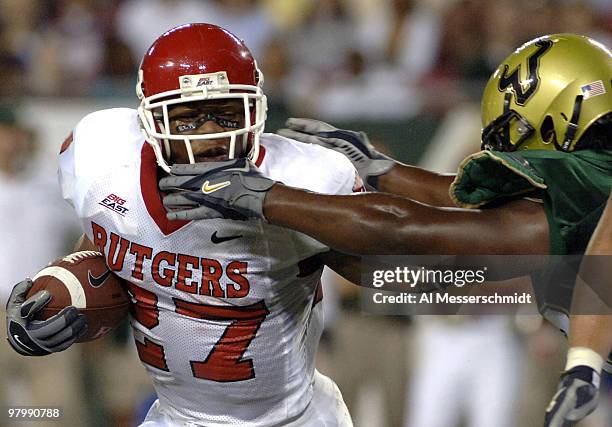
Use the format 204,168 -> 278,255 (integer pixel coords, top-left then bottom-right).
0,0 -> 610,426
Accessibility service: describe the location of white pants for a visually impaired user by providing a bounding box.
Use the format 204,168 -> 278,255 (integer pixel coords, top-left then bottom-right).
140,370 -> 353,427
406,317 -> 522,427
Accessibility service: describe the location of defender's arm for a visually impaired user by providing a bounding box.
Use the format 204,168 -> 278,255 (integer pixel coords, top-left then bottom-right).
277,118 -> 456,206
264,185 -> 549,256
376,164 -> 456,207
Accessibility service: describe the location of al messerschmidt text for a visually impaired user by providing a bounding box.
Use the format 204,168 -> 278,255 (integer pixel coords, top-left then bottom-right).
373,292 -> 532,304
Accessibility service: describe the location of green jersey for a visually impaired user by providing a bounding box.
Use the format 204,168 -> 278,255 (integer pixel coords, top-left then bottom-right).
451,149 -> 612,254
450,149 -> 612,332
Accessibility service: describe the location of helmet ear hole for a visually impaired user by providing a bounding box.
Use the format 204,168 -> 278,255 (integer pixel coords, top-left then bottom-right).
540,115 -> 556,143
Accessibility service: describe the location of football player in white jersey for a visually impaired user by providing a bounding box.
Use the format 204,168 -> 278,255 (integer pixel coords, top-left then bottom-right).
155,34 -> 612,427
6,23 -> 360,426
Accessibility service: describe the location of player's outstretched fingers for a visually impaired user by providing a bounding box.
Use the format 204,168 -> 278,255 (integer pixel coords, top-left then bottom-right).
276,128 -> 323,145
162,193 -> 200,209
170,160 -> 242,176
284,117 -> 336,133
158,175 -> 196,191
166,205 -> 227,221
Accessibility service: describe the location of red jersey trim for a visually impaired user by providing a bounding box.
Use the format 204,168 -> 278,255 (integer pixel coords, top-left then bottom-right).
254,145 -> 266,167
140,143 -> 191,235
60,132 -> 74,154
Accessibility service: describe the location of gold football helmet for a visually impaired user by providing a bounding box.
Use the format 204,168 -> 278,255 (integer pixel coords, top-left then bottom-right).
481,34 -> 612,152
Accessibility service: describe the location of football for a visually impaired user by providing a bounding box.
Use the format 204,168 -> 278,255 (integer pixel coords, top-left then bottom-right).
27,251 -> 130,342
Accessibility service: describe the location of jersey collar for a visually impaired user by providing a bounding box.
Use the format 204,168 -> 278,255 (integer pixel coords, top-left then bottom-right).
140,143 -> 191,235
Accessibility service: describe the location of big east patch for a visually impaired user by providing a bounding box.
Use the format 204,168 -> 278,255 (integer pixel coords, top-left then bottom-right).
99,193 -> 129,216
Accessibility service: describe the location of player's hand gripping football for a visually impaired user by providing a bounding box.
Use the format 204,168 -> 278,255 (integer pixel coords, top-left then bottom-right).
6,279 -> 87,356
277,118 -> 395,190
543,366 -> 600,427
160,159 -> 277,221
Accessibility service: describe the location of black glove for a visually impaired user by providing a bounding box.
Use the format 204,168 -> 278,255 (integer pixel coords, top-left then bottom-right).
544,366 -> 600,427
6,279 -> 87,356
277,118 -> 395,190
159,158 -> 277,221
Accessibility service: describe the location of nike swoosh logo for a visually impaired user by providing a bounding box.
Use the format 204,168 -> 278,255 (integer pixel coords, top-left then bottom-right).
88,269 -> 112,288
211,231 -> 243,244
13,334 -> 34,352
201,180 -> 231,194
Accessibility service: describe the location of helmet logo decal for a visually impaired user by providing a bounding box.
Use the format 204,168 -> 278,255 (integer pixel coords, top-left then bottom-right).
196,77 -> 213,87
580,80 -> 606,99
179,72 -> 230,96
498,40 -> 553,106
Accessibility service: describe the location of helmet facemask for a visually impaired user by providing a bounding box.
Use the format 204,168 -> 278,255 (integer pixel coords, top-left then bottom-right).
137,69 -> 267,173
481,92 -> 586,152
481,93 -> 535,151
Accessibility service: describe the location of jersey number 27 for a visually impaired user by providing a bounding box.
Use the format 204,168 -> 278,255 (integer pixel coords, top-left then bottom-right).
127,282 -> 269,382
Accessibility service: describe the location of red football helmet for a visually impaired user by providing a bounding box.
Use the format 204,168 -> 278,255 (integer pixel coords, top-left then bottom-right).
136,23 -> 267,172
